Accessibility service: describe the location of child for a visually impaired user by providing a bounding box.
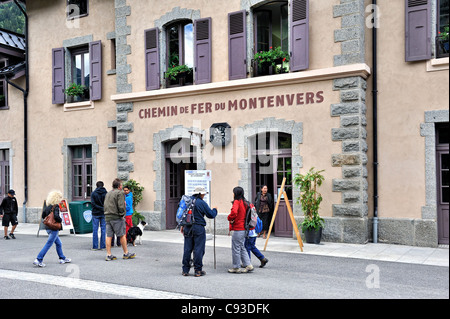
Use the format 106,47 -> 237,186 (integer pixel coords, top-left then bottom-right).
244,218 -> 268,268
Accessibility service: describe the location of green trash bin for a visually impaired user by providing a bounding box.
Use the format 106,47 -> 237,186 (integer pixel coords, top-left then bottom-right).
69,201 -> 93,234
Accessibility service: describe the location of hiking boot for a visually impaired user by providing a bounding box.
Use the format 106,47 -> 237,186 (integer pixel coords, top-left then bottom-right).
228,268 -> 242,273
123,252 -> 136,259
105,255 -> 117,261
9,233 -> 15,239
195,270 -> 206,277
259,258 -> 268,268
33,259 -> 46,267
240,265 -> 254,273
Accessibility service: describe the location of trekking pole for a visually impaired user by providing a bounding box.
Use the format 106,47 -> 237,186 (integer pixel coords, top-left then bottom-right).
213,218 -> 216,269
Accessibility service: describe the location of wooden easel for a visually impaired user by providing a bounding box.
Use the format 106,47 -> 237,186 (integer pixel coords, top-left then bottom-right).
263,177 -> 304,252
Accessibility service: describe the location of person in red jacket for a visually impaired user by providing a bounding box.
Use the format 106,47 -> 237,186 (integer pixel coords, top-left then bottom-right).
227,186 -> 254,273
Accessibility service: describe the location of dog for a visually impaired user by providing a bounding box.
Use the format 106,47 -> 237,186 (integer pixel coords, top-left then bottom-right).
126,221 -> 147,246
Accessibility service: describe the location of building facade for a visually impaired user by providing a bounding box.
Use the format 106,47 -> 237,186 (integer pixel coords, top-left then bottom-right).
0,0 -> 448,247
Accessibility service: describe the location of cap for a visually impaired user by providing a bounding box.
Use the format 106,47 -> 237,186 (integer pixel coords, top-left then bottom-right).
7,189 -> 15,195
193,186 -> 208,195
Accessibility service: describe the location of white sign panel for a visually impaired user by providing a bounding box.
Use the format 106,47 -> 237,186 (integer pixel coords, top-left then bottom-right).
185,170 -> 212,206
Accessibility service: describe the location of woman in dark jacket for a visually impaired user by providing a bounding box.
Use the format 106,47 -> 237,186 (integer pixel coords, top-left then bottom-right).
254,185 -> 274,239
33,190 -> 71,267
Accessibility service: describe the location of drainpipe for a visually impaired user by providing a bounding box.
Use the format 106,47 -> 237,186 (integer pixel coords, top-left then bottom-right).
13,0 -> 29,223
372,0 -> 379,243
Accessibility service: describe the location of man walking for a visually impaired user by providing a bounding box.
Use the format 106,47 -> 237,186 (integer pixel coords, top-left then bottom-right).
104,178 -> 135,261
181,186 -> 217,277
91,181 -> 107,250
0,189 -> 18,240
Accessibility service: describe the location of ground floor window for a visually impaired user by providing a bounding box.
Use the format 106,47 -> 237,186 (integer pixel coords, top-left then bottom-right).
436,123 -> 449,244
71,145 -> 92,201
0,149 -> 10,197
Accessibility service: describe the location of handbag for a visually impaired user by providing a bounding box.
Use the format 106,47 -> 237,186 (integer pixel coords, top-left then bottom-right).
43,205 -> 62,231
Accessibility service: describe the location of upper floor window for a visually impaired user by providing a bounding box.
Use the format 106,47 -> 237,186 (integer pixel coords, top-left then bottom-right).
166,20 -> 194,87
67,0 -> 89,19
70,46 -> 90,102
437,0 -> 449,58
0,59 -> 7,109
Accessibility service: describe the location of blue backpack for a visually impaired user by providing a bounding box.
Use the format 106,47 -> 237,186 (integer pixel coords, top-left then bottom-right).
255,216 -> 263,234
176,195 -> 196,229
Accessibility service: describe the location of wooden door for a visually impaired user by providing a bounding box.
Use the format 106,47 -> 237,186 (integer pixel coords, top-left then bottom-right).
273,156 -> 293,237
436,124 -> 449,244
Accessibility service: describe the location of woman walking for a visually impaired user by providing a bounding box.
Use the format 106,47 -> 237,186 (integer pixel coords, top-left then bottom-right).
33,190 -> 71,267
227,186 -> 253,273
254,185 -> 274,238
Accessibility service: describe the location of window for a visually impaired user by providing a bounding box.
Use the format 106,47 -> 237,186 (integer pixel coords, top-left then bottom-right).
437,0 -> 449,58
253,1 -> 289,76
71,145 -> 92,201
166,20 -> 194,87
0,149 -> 10,198
70,46 -> 90,102
0,59 -> 7,109
67,0 -> 88,19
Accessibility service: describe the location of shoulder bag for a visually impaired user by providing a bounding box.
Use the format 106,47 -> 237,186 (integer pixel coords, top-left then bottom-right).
43,205 -> 62,231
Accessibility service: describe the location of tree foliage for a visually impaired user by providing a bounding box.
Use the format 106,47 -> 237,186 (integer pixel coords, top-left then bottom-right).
0,2 -> 25,35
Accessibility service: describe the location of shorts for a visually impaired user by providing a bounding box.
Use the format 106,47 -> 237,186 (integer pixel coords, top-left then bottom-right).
2,214 -> 18,227
106,218 -> 126,238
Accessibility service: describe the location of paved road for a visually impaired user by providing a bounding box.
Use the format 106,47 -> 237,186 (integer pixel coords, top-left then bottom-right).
0,232 -> 448,302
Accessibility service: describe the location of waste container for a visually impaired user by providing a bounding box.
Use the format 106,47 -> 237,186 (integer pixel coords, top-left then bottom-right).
69,201 -> 93,234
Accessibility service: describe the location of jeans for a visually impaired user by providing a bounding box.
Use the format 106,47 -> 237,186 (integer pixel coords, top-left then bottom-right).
92,215 -> 106,249
231,230 -> 251,268
182,224 -> 206,273
245,236 -> 265,261
36,230 -> 66,262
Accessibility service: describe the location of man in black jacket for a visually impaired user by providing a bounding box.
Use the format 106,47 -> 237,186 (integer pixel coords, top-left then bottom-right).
91,181 -> 107,250
0,189 -> 18,240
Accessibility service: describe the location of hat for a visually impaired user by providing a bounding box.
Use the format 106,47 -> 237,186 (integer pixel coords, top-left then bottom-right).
193,186 -> 208,195
8,189 -> 15,195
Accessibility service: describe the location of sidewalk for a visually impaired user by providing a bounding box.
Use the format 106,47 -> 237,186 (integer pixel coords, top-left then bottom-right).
13,223 -> 449,267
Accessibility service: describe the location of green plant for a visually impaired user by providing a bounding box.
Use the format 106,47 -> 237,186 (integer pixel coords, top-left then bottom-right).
165,64 -> 193,81
131,211 -> 146,226
254,46 -> 290,67
439,25 -> 449,41
64,83 -> 86,97
293,167 -> 325,232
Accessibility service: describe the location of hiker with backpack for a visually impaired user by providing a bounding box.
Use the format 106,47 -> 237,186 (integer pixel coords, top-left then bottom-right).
179,186 -> 217,277
227,186 -> 254,274
244,216 -> 269,268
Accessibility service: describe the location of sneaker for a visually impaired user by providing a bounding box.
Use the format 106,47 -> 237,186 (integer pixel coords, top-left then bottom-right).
59,258 -> 71,264
4,235 -> 10,240
228,268 -> 242,273
259,258 -> 269,268
123,252 -> 136,259
33,259 -> 46,267
195,270 -> 206,277
245,265 -> 254,272
9,233 -> 15,239
182,271 -> 189,276
105,255 -> 117,261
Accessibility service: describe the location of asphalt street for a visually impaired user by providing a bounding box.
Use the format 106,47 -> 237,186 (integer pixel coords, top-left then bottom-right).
0,231 -> 448,302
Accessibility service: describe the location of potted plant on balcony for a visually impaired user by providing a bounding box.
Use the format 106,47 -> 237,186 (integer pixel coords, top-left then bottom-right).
254,46 -> 289,70
165,64 -> 193,82
438,25 -> 449,53
293,167 -> 325,244
64,83 -> 87,102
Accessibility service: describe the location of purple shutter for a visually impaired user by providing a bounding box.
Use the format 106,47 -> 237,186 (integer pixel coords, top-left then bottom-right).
145,28 -> 160,91
405,0 -> 431,62
52,47 -> 65,104
89,40 -> 102,101
228,10 -> 247,80
290,0 -> 309,71
194,17 -> 212,84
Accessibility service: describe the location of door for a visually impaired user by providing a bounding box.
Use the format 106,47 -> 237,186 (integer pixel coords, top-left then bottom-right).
273,156 -> 293,237
165,139 -> 197,229
436,124 -> 449,244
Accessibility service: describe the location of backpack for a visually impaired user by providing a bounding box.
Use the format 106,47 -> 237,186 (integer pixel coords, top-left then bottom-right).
176,195 -> 196,229
255,216 -> 263,234
244,200 -> 258,230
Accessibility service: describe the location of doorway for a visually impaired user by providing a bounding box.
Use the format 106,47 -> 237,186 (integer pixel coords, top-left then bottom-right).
252,132 -> 293,237
164,139 -> 197,229
436,123 -> 449,245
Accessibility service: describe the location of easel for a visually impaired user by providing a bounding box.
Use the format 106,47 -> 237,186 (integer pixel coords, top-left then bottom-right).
37,199 -> 76,237
263,177 -> 304,252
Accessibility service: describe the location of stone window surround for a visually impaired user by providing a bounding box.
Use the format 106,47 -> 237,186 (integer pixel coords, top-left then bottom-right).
0,141 -> 14,192
62,136 -> 98,201
420,109 -> 449,220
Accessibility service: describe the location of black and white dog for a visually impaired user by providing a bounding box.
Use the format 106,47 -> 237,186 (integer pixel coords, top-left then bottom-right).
126,221 -> 147,246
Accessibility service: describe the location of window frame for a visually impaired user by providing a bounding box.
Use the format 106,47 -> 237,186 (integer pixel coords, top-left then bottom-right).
71,145 -> 93,201
69,46 -> 90,102
0,58 -> 8,110
0,149 -> 10,198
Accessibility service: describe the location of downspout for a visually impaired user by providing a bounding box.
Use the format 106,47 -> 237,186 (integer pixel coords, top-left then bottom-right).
372,0 -> 379,243
14,0 -> 29,223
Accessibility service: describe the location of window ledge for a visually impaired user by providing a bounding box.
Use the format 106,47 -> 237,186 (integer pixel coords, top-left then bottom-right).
63,100 -> 94,112
111,63 -> 371,103
427,57 -> 449,72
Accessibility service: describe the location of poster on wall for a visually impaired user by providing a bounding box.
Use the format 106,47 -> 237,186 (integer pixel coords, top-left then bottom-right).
185,170 -> 212,207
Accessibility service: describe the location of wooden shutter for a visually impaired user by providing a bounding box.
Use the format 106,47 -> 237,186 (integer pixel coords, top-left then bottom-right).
194,17 -> 212,84
290,0 -> 309,71
89,40 -> 102,101
228,10 -> 247,80
52,47 -> 65,104
405,0 -> 431,62
145,27 -> 160,91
